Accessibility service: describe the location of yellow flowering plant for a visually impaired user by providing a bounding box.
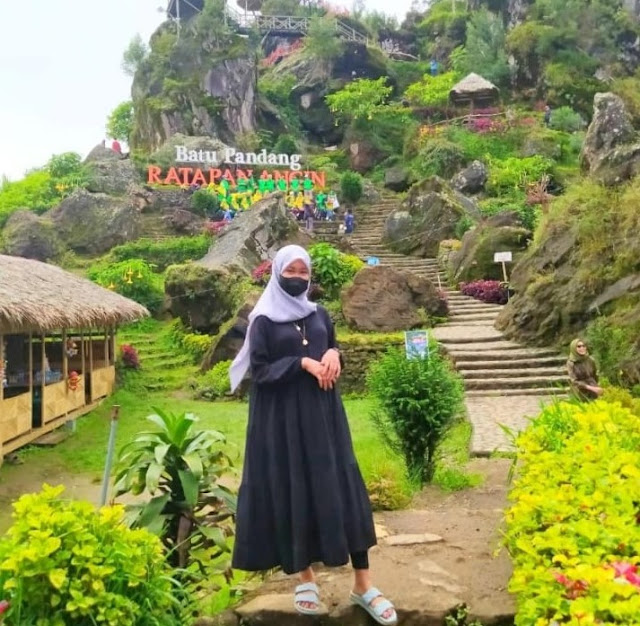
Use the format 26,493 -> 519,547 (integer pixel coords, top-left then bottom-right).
505,400 -> 640,625
0,485 -> 183,626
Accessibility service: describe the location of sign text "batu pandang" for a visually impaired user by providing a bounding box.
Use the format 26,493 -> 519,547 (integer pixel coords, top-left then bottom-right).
147,145 -> 325,187
176,146 -> 303,170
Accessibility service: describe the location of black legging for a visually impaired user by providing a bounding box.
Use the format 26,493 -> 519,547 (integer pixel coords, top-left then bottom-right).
351,551 -> 369,570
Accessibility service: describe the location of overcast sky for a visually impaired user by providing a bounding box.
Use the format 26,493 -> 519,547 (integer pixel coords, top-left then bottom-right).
0,0 -> 414,181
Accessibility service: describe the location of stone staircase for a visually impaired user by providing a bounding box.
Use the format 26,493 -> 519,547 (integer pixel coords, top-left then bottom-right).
349,195 -> 569,402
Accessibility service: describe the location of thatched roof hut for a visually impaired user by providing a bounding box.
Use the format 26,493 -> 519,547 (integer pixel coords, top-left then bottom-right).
450,73 -> 500,107
0,255 -> 148,334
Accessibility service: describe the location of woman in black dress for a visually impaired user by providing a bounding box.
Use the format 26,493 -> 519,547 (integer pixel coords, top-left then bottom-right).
229,245 -> 397,625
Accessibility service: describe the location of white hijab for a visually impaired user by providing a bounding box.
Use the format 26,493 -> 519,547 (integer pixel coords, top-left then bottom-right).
229,245 -> 317,391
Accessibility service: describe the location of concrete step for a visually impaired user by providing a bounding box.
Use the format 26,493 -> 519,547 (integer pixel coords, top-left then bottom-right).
448,313 -> 500,322
464,375 -> 569,390
444,341 -> 530,351
459,367 -> 566,379
450,348 -> 561,361
456,356 -> 566,369
449,303 -> 504,312
466,388 -> 568,398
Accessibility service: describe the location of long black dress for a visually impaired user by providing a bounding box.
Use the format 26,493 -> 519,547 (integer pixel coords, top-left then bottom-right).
232,306 -> 377,574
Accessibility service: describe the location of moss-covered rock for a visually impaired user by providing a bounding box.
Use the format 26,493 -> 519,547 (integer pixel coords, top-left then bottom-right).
47,190 -> 142,255
449,213 -> 532,283
165,263 -> 243,334
384,176 -> 480,257
0,210 -> 64,262
199,193 -> 310,274
496,179 -> 640,384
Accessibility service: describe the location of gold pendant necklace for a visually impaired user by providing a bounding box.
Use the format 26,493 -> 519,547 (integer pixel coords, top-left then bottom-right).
293,321 -> 309,346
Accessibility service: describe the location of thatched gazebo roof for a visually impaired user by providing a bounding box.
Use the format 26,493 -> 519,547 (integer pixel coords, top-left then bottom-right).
450,73 -> 500,106
0,255 -> 149,334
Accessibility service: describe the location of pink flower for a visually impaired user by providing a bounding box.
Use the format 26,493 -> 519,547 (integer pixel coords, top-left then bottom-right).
0,601 -> 9,615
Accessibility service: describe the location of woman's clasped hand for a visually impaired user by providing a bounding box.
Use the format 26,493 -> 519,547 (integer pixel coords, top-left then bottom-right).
302,348 -> 341,390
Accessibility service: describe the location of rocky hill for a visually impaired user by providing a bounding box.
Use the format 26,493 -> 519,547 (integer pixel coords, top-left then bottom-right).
1,0 -> 640,386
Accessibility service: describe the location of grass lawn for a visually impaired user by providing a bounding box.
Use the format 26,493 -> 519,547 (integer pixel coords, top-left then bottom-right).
0,391 -> 412,524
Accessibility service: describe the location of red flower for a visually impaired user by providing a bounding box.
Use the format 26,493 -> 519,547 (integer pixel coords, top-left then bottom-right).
0,600 -> 9,615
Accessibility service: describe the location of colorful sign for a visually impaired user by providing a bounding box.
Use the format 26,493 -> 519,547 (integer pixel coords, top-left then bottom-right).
404,330 -> 430,360
147,145 -> 325,187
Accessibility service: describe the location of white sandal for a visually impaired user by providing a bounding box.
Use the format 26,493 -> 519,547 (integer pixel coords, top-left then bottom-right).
294,582 -> 321,615
350,586 -> 398,625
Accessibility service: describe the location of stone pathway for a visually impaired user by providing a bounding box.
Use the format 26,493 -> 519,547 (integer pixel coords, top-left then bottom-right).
197,459 -> 516,626
349,197 -> 568,455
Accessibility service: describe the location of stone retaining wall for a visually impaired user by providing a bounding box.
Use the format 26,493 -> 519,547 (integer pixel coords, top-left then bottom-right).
339,337 -> 404,393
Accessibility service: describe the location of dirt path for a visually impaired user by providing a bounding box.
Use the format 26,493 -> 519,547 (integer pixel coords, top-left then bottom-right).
209,458 -> 515,626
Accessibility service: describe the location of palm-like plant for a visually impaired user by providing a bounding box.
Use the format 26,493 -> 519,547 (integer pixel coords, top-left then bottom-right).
114,409 -> 236,575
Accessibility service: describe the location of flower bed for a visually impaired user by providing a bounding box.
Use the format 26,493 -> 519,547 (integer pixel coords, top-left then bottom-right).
505,400 -> 640,625
460,279 -> 508,304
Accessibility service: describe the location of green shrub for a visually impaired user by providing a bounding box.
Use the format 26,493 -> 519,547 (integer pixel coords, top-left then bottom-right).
404,71 -> 460,108
487,155 -> 554,195
455,215 -> 475,239
340,171 -> 363,204
309,243 -> 364,299
505,400 -> 640,624
273,134 -> 298,154
114,409 -> 236,573
197,360 -> 233,400
367,346 -> 464,484
549,106 -> 586,133
364,459 -> 413,511
87,258 -> 164,313
585,317 -> 635,386
0,484 -> 182,625
0,170 -> 57,227
191,188 -> 219,216
110,236 -> 211,271
413,138 -> 464,179
446,126 -> 524,162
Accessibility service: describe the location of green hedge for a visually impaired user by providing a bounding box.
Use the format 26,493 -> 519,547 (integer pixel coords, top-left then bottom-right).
109,235 -> 211,271
506,400 -> 640,624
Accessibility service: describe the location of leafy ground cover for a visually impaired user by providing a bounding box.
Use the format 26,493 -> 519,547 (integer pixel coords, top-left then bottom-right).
505,399 -> 640,624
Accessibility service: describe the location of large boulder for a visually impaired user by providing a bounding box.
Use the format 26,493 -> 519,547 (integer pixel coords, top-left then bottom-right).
384,177 -> 480,257
384,166 -> 413,192
450,161 -> 488,194
580,92 -> 640,185
165,264 -> 243,335
348,138 -> 382,173
132,46 -> 258,151
201,292 -> 260,371
1,211 -> 63,262
84,144 -> 120,163
449,213 -> 532,283
86,157 -> 140,195
48,189 -> 141,254
341,266 -> 448,332
199,193 -> 310,274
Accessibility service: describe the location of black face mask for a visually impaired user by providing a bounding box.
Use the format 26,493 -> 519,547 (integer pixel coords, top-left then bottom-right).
278,276 -> 309,297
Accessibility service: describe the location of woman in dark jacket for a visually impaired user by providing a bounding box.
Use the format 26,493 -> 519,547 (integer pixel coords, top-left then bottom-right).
229,245 -> 397,625
567,338 -> 603,400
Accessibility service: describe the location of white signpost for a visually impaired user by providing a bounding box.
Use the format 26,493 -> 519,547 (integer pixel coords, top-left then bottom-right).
494,251 -> 512,283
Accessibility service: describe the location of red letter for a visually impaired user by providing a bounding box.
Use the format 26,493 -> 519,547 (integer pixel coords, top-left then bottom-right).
164,167 -> 181,185
178,168 -> 192,185
192,168 -> 207,186
222,169 -> 236,187
147,166 -> 162,184
209,168 -> 222,184
311,171 -> 326,188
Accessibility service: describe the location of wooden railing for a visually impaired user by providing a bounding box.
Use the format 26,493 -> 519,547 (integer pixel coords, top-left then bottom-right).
224,5 -> 369,44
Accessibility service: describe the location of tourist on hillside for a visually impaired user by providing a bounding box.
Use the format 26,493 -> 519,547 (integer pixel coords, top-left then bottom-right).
111,139 -> 122,155
303,201 -> 315,232
344,208 -> 355,234
229,245 -> 397,626
567,338 -> 603,400
543,105 -> 552,127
